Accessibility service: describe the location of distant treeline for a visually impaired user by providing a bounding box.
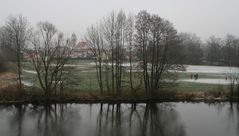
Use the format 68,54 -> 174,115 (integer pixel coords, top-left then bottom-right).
179,33 -> 239,66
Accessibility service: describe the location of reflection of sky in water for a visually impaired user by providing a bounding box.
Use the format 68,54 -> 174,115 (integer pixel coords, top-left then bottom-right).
0,103 -> 238,136
176,102 -> 239,136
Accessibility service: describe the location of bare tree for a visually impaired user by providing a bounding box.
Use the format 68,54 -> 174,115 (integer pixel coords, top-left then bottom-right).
135,11 -> 151,92
112,10 -> 127,94
102,12 -> 116,93
31,22 -> 76,97
135,11 -> 181,94
125,14 -> 135,92
102,10 -> 130,94
3,15 -> 31,89
85,25 -> 105,94
86,10 -> 129,94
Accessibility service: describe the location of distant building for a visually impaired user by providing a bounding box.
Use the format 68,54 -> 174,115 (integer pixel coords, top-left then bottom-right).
23,41 -> 139,60
70,42 -> 94,58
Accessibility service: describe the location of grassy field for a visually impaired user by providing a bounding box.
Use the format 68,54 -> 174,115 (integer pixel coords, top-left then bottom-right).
21,60 -> 232,93
174,82 -> 228,92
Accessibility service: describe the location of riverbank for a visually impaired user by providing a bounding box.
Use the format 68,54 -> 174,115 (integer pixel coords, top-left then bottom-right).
0,71 -> 238,104
0,87 -> 236,105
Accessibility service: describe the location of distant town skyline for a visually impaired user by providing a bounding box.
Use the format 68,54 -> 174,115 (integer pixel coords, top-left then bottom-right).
1,0 -> 239,40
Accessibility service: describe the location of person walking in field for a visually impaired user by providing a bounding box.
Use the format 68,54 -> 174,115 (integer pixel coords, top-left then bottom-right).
194,73 -> 199,80
190,74 -> 193,79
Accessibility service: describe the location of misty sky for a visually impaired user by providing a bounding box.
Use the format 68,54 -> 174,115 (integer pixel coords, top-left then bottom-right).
0,0 -> 239,40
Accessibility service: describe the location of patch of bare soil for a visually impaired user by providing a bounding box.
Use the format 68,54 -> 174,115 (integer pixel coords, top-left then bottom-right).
0,72 -> 16,90
0,72 -> 16,79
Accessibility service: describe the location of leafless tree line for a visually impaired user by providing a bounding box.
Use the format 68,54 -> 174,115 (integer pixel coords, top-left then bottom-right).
0,15 -> 77,97
31,22 -> 77,97
179,32 -> 239,66
86,10 -> 183,95
0,15 -> 31,90
86,11 -> 139,94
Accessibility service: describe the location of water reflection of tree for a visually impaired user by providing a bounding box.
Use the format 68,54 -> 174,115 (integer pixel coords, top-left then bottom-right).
8,104 -> 80,136
34,104 -> 80,136
6,103 -> 186,136
9,105 -> 26,136
96,103 -> 186,136
97,104 -> 123,136
227,102 -> 239,134
213,102 -> 239,135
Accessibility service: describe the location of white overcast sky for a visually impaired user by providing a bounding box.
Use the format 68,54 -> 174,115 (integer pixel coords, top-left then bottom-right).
0,0 -> 239,40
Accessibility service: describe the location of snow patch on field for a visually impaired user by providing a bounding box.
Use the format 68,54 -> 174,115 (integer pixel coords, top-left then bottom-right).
23,69 -> 37,74
185,65 -> 239,74
180,78 -> 239,85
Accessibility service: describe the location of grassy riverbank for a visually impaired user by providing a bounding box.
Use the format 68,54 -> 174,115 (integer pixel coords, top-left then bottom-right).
0,63 -> 237,104
0,83 -> 232,104
22,61 -> 233,92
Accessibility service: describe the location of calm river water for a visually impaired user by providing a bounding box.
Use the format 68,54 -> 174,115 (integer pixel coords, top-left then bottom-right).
0,102 -> 238,136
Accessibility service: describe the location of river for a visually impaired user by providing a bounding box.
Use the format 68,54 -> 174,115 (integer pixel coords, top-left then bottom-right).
0,102 -> 238,136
